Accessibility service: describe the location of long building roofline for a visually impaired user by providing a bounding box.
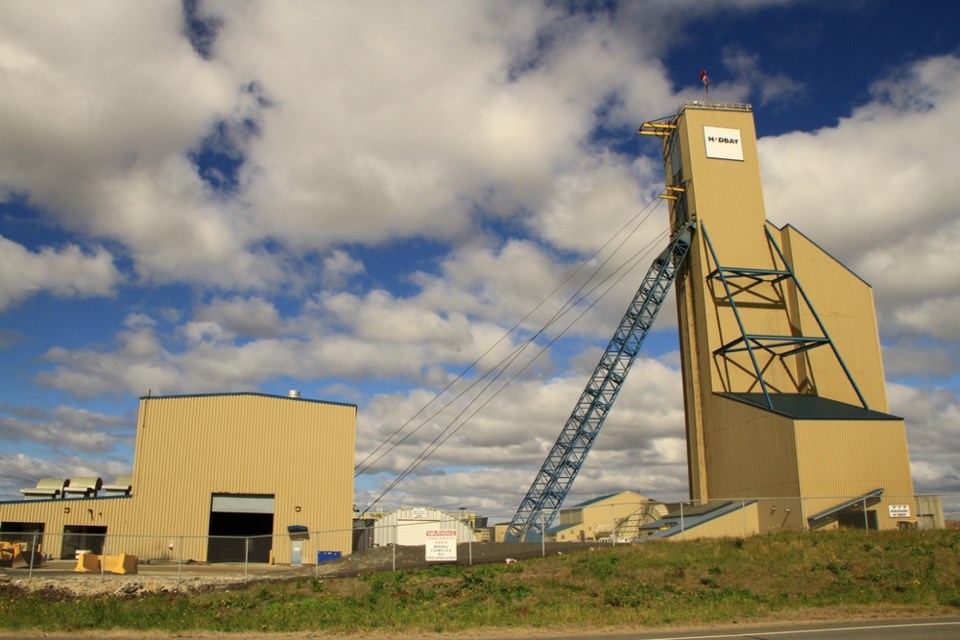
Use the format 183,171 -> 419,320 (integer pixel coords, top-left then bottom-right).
138,391 -> 357,410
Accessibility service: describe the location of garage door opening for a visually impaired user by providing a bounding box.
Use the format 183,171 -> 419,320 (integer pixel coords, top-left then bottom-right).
62,525 -> 107,560
0,521 -> 45,546
208,494 -> 274,563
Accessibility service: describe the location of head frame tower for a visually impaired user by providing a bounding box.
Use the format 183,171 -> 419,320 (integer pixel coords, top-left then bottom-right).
641,102 -> 915,532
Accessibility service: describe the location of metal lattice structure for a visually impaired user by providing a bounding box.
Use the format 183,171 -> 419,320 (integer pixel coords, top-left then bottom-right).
504,224 -> 695,542
701,223 -> 869,411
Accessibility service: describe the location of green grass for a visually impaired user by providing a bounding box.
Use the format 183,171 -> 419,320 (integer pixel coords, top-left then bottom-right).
2,528 -> 958,634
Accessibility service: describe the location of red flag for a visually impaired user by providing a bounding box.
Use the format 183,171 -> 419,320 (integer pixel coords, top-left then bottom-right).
699,69 -> 710,89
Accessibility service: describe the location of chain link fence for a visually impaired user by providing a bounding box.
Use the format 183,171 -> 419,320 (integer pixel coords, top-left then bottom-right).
1,492 -> 955,584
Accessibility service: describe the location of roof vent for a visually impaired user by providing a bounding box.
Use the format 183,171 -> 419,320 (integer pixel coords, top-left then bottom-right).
287,389 -> 301,398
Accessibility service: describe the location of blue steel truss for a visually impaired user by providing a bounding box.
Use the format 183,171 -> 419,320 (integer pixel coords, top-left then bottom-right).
504,224 -> 695,542
701,224 -> 868,411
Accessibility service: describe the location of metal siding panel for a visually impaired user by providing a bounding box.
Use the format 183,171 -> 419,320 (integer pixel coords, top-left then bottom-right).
781,227 -> 889,410
702,395 -> 800,500
794,419 -> 915,531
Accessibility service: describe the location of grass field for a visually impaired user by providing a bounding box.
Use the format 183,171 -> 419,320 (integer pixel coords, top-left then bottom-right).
1,528 -> 958,635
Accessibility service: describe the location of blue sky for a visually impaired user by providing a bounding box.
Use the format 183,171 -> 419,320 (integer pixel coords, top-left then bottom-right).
1,0 -> 958,518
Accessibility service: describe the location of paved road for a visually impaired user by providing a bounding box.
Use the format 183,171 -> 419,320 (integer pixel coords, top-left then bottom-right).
615,617 -> 960,640
3,617 -> 959,640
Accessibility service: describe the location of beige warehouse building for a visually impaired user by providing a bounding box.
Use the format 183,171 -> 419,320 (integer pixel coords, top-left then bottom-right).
641,102 -> 916,532
549,491 -> 666,542
1,392 -> 356,564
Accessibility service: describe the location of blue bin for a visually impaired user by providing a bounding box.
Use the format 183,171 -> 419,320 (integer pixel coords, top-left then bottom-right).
317,551 -> 342,564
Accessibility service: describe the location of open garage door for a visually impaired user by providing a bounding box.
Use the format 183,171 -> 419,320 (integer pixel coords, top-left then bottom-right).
208,494 -> 274,563
62,525 -> 107,560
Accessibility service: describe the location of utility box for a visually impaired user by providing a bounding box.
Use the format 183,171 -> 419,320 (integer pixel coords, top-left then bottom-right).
317,551 -> 341,564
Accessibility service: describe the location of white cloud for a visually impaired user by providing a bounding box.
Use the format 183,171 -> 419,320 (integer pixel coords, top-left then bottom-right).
0,0 -> 271,289
0,404 -> 132,455
321,250 -> 365,289
889,295 -> 960,342
0,236 -> 121,311
888,382 -> 960,494
760,56 -> 960,304
882,339 -> 960,378
194,296 -> 283,338
721,46 -> 805,106
201,0 -> 685,255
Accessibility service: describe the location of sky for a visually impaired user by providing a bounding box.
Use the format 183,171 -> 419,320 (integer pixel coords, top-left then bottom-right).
2,0 -> 959,521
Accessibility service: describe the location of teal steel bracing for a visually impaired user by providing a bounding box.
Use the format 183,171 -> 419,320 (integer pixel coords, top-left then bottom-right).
700,224 -> 868,411
504,224 -> 695,542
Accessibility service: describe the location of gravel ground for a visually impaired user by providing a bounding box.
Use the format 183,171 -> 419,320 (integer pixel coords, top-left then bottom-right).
0,541 -> 600,599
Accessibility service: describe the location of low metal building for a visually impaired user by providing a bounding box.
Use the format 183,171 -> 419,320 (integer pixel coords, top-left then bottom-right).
0,392 -> 356,564
371,507 -> 475,547
549,491 -> 667,542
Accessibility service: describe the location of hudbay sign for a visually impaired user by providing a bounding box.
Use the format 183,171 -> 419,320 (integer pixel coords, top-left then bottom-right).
703,126 -> 744,161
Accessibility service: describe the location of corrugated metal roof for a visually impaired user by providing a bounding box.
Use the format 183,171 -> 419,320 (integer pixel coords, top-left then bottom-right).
640,501 -> 755,539
807,488 -> 884,527
719,393 -> 901,420
570,493 -> 618,508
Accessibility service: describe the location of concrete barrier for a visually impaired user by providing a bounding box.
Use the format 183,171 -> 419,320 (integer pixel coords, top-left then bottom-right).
73,552 -> 139,574
74,551 -> 100,573
102,553 -> 138,574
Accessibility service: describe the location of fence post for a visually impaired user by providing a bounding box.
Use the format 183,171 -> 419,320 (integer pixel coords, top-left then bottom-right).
863,497 -> 868,530
540,512 -> 545,557
28,532 -> 38,581
244,537 -> 250,580
392,521 -> 397,572
680,502 -> 685,534
741,500 -> 746,537
100,533 -> 106,581
611,504 -> 616,546
178,536 -> 183,584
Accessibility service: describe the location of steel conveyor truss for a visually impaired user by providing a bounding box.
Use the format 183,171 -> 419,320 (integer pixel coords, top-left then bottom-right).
505,224 -> 695,542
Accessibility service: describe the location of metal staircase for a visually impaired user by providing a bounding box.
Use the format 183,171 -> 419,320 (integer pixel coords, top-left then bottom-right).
504,224 -> 695,542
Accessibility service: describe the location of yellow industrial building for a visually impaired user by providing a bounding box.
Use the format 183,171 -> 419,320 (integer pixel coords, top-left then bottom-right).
0,392 -> 356,564
640,102 -> 916,533
549,491 -> 666,542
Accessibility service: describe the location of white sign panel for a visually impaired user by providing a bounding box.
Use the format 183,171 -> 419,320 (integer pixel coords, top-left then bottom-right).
888,504 -> 911,519
703,126 -> 744,161
425,529 -> 457,562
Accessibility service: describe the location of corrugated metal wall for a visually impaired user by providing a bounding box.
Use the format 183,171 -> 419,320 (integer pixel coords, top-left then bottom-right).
1,393 -> 356,562
372,507 -> 474,547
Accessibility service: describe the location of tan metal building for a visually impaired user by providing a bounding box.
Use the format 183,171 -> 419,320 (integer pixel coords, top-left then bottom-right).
549,491 -> 667,542
0,392 -> 356,564
640,102 -> 916,532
